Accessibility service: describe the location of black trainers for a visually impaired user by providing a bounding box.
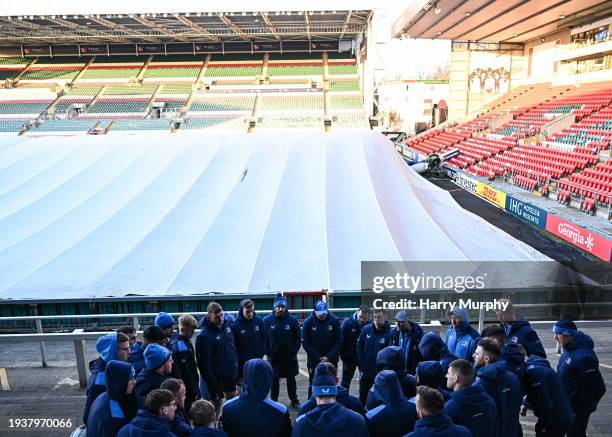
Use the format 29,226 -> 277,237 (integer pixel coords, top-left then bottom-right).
289,399 -> 301,410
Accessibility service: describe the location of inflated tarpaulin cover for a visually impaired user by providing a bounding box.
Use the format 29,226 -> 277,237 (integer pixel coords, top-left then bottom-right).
0,130 -> 548,299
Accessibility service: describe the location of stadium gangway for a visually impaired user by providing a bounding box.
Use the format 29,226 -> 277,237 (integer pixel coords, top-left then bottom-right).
1,304 -> 611,387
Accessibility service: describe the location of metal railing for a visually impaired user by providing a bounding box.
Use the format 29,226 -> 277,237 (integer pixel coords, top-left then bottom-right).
1,304 -> 611,388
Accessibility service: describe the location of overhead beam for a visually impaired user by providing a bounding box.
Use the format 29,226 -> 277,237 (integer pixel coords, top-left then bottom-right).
261,13 -> 281,40
131,15 -> 190,42
217,14 -> 250,41
172,14 -> 220,41
46,17 -> 129,43
87,15 -> 162,43
339,10 -> 352,39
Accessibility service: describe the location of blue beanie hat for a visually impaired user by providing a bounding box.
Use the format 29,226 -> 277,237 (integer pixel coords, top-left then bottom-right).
96,333 -> 118,362
314,300 -> 328,316
553,320 -> 578,337
451,308 -> 469,322
312,363 -> 337,396
273,293 -> 287,309
154,312 -> 175,330
144,343 -> 171,370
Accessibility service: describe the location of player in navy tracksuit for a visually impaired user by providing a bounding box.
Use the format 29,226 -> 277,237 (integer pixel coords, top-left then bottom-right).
356,309 -> 391,405
155,312 -> 176,346
497,299 -> 546,358
130,326 -> 167,374
499,342 -> 526,386
302,301 -> 342,399
445,308 -> 480,361
339,306 -> 370,389
83,332 -> 131,425
161,378 -> 192,437
263,294 -> 301,407
406,386 -> 472,437
389,310 -> 423,375
373,346 -> 417,402
189,400 -> 228,437
418,331 -> 458,374
444,359 -> 498,437
415,361 -> 450,400
298,362 -> 363,416
554,320 -> 606,437
230,299 -> 266,383
523,355 -> 572,437
86,360 -> 137,437
195,303 -> 238,412
365,370 -> 417,437
170,315 -> 200,413
221,359 -> 292,437
474,339 -> 521,437
117,388 -> 177,437
292,363 -> 369,437
135,344 -> 174,407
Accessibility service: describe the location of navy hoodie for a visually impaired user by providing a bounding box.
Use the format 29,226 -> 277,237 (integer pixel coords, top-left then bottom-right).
220,359 -> 292,437
299,385 -> 364,416
292,402 -> 369,437
374,346 -> 417,400
189,427 -> 227,437
263,309 -> 301,377
169,410 -> 191,437
415,362 -> 450,400
500,320 -> 546,358
523,355 -> 572,432
195,317 -> 238,395
418,332 -> 458,374
557,331 -> 606,414
117,409 -> 177,437
444,384 -> 498,437
445,321 -> 480,362
87,361 -> 137,437
169,332 -> 199,406
390,322 -> 424,374
340,312 -> 370,364
83,334 -> 119,424
302,312 -> 342,369
356,321 -> 391,379
129,342 -> 147,374
365,370 -> 417,437
231,304 -> 266,378
499,343 -> 525,385
475,362 -> 521,437
405,414 -> 472,437
135,369 -> 169,406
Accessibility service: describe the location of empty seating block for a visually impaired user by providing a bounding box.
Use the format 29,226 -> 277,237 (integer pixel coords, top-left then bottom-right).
54,99 -> 91,114
328,64 -> 358,75
0,120 -> 26,132
144,66 -> 201,78
111,119 -> 172,131
334,113 -> 369,128
330,95 -> 364,111
65,85 -> 104,96
267,64 -> 323,76
103,85 -> 157,95
189,95 -> 255,112
81,67 -> 141,80
204,66 -> 262,77
0,101 -> 52,115
259,116 -> 323,129
259,94 -> 323,112
182,117 -> 245,129
159,84 -> 193,95
0,57 -> 28,80
329,80 -> 360,91
31,119 -> 102,132
87,99 -> 149,114
20,63 -> 84,81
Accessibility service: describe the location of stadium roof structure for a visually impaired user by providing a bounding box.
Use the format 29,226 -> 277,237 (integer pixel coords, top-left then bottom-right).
0,2 -> 373,45
0,130 -> 551,300
392,0 -> 612,43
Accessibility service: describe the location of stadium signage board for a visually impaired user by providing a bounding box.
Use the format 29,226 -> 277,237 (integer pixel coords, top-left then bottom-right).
453,172 -> 478,194
254,42 -> 281,52
311,41 -> 340,51
224,41 -> 253,53
545,214 -> 612,262
476,182 -> 506,208
194,42 -> 223,54
79,45 -> 109,56
137,44 -> 165,55
505,195 -> 547,228
23,46 -> 51,57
